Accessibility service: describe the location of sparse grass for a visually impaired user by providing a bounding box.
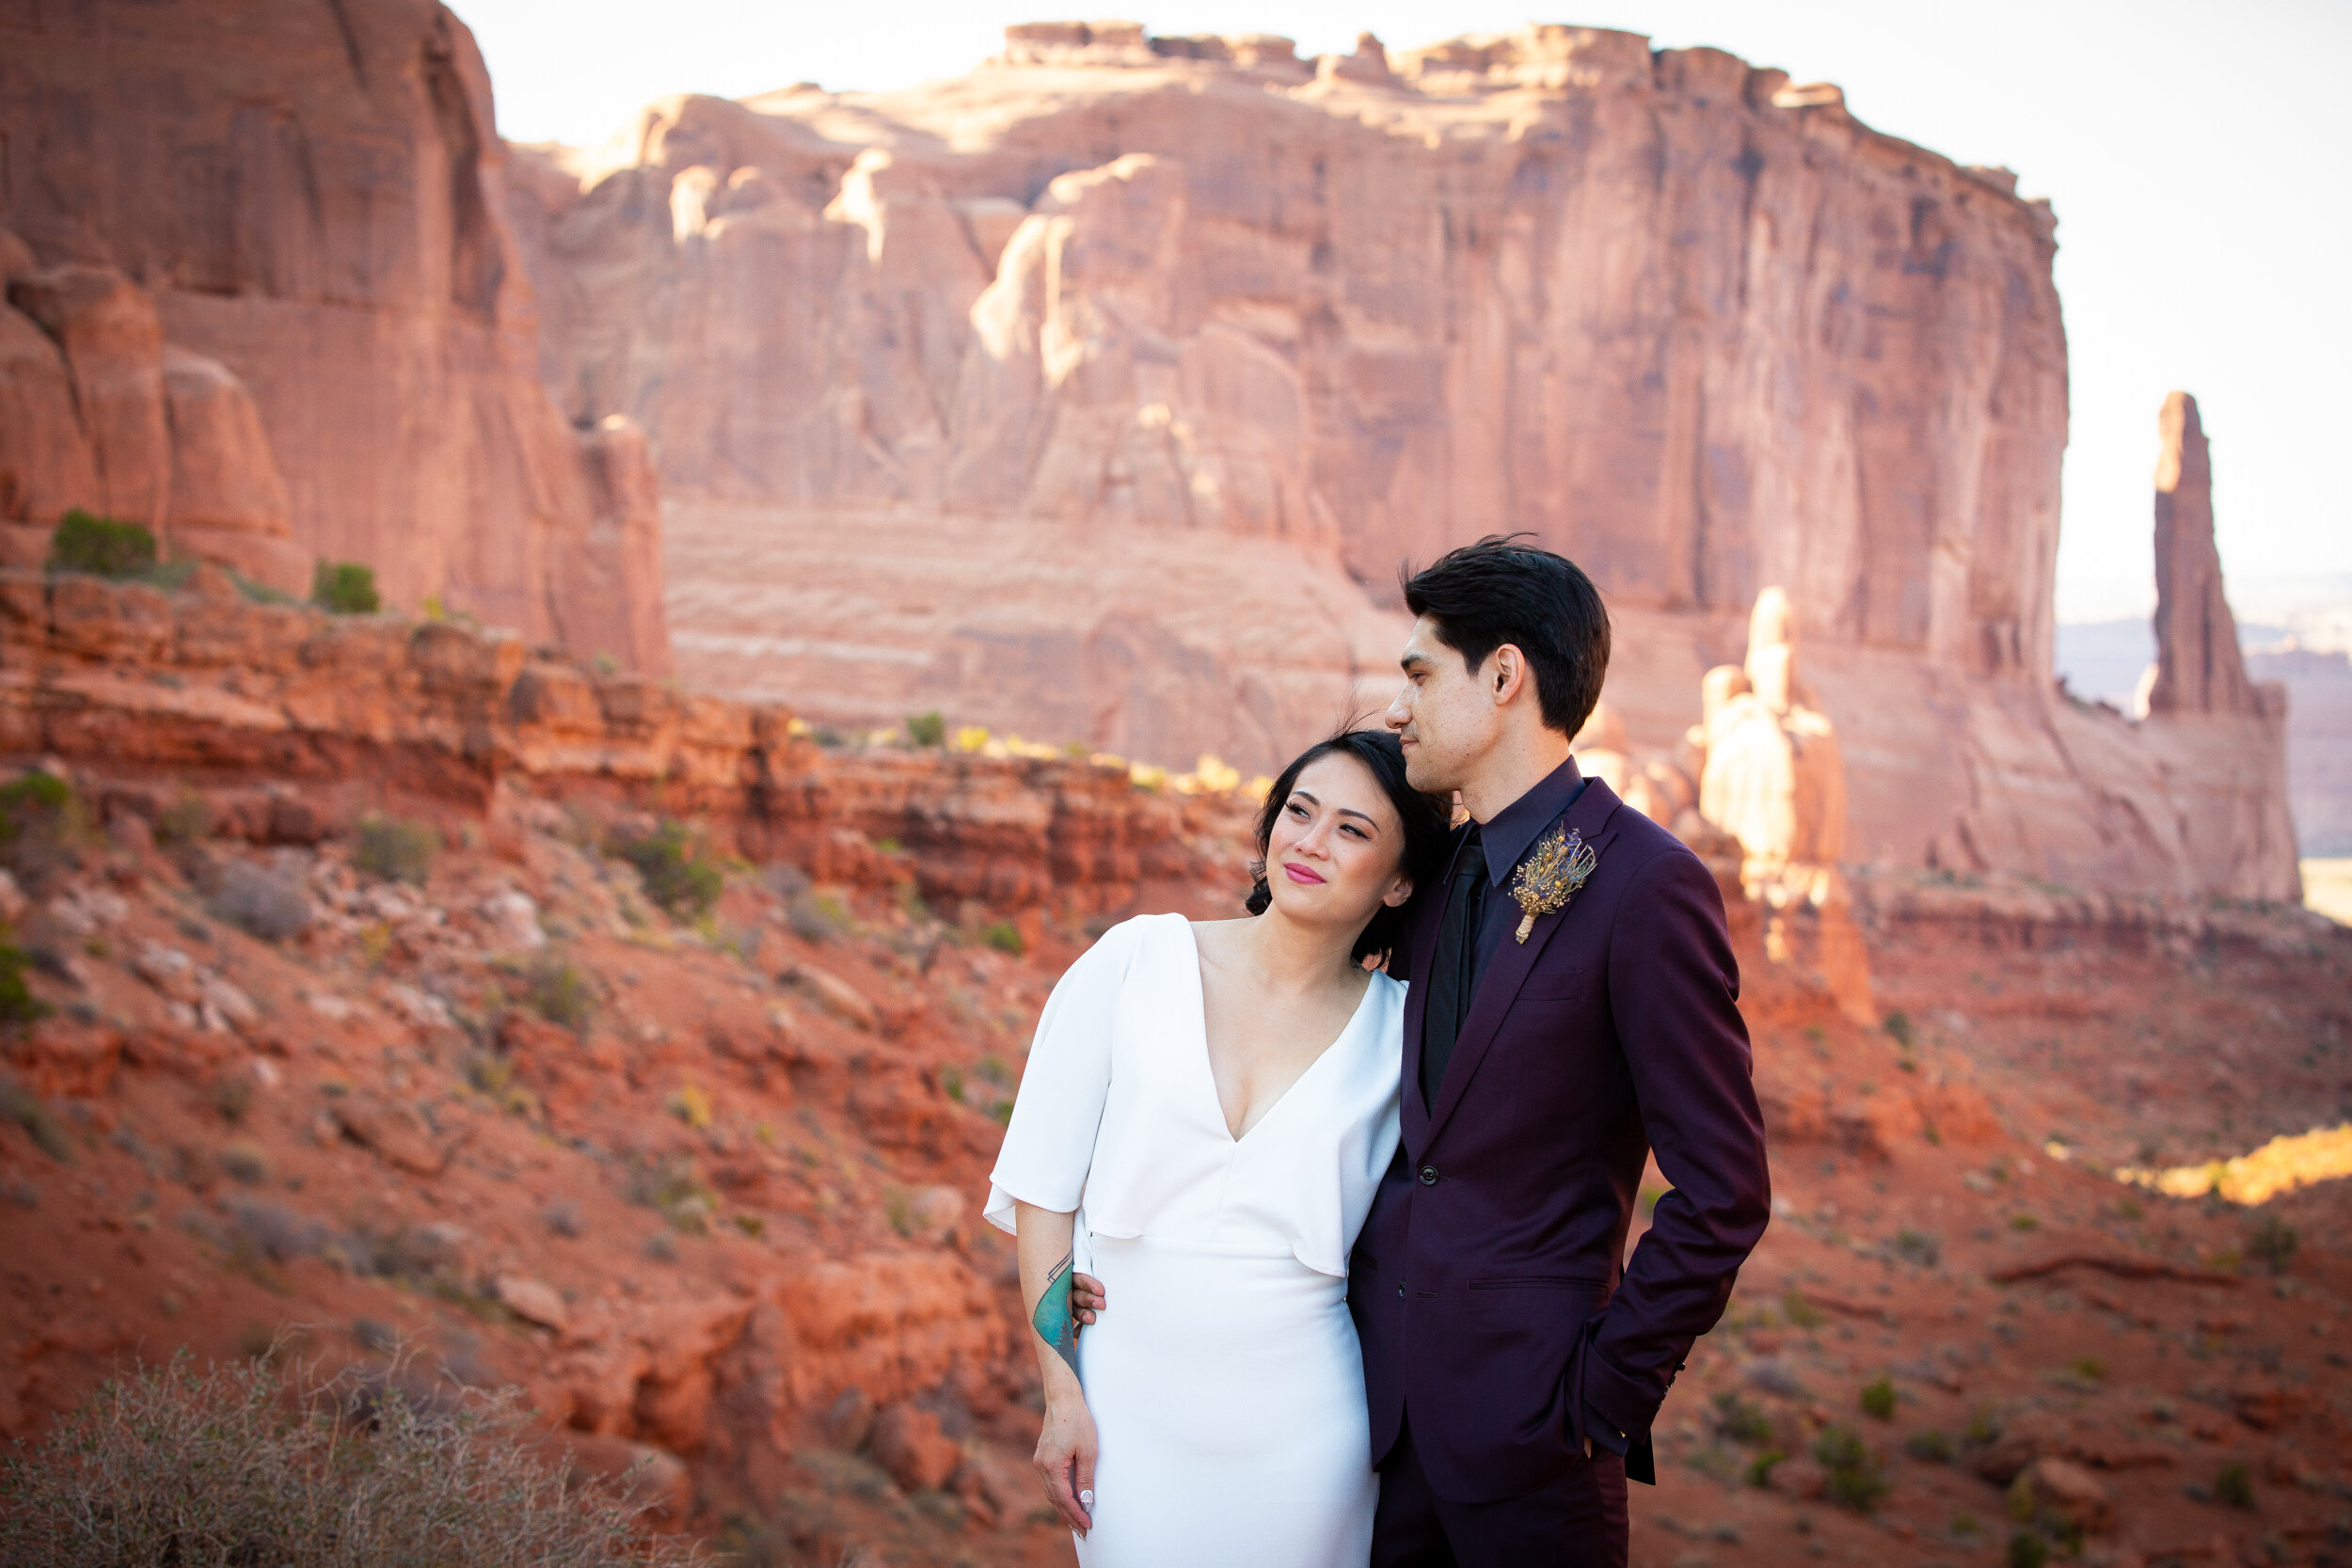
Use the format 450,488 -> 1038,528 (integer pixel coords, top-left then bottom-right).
939,1065 -> 965,1103
0,769 -> 87,890
1713,1393 -> 1773,1446
1812,1425 -> 1889,1513
46,509 -> 156,578
354,814 -> 439,885
212,1072 -> 255,1124
1782,1290 -> 1824,1329
2008,1212 -> 2041,1232
2215,1459 -> 2255,1510
1905,1429 -> 1954,1463
310,560 -> 381,614
979,919 -> 1024,957
524,957 -> 595,1033
210,860 -> 314,942
1891,1227 -> 1940,1266
608,820 -> 723,922
0,1353 -> 695,1567
1859,1373 -> 1897,1420
0,944 -> 46,1023
787,890 -> 850,944
1,1081 -> 72,1161
2066,1354 -> 2106,1383
2246,1213 -> 2297,1275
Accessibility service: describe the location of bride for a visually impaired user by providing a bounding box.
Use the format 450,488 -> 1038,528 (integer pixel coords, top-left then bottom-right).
985,729 -> 1449,1566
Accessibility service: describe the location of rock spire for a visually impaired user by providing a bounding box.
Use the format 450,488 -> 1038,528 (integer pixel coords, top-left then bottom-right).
2145,392 -> 2260,716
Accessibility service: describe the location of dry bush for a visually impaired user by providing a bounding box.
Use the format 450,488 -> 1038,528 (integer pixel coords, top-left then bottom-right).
208,860 -> 313,942
0,1352 -> 696,1567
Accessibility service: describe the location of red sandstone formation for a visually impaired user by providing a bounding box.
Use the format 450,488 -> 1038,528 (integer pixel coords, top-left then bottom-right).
0,0 -> 670,672
501,22 -> 2296,902
2148,393 -> 2263,720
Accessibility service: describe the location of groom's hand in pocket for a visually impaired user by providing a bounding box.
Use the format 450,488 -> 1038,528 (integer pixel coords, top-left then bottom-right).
1071,1272 -> 1106,1332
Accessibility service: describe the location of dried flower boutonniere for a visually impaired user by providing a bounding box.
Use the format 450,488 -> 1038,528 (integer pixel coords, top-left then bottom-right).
1508,826 -> 1598,942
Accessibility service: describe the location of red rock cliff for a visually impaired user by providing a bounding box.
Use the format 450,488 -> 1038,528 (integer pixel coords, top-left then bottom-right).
0,0 -> 671,673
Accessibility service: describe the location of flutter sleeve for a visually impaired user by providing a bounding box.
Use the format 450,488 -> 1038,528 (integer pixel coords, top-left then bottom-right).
982,917 -> 1139,1237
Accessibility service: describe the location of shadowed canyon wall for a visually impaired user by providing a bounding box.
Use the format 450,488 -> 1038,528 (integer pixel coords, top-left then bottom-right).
0,0 -> 670,673
502,21 -> 2295,901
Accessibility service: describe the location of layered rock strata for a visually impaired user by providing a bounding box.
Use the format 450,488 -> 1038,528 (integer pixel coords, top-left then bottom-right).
498,22 -> 2295,900
0,568 -> 1232,916
0,0 -> 670,672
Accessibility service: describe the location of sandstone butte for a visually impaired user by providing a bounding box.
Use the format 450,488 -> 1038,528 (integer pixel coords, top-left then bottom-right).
0,0 -> 670,674
498,18 -> 2297,903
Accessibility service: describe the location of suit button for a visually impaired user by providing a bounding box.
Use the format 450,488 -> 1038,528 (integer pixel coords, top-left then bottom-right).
1419,1165 -> 1438,1186
1397,1284 -> 1405,1297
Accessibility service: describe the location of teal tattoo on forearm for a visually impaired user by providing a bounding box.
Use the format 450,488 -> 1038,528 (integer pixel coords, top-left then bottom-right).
1033,1250 -> 1080,1374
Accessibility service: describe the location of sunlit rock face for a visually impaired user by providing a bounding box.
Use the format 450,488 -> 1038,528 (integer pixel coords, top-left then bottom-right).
0,0 -> 670,673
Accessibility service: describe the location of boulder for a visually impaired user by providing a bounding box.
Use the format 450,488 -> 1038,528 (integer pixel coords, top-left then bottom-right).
869,1402 -> 961,1492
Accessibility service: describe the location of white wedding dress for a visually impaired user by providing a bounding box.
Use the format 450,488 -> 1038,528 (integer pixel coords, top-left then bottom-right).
986,912 -> 1405,1567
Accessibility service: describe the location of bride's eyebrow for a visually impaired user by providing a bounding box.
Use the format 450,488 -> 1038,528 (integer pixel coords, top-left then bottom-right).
1292,789 -> 1379,830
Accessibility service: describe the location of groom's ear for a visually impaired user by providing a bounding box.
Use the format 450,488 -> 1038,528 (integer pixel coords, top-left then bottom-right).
1487,643 -> 1531,705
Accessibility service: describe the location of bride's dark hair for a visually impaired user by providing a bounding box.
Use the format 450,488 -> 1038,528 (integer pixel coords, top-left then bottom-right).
1246,728 -> 1452,966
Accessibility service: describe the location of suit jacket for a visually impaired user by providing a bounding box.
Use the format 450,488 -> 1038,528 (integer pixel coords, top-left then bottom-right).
1348,775 -> 1771,1504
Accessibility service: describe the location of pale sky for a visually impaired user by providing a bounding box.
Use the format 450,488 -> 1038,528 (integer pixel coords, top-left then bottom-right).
454,0 -> 2352,626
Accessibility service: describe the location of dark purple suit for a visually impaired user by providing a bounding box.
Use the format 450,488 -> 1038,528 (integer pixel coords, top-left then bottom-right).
1352,761 -> 1770,1561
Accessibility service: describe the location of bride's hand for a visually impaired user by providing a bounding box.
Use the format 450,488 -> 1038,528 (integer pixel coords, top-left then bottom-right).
1034,1393 -> 1098,1537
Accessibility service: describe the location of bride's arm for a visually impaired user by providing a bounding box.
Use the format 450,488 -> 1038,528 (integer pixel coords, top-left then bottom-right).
1016,1199 -> 1096,1536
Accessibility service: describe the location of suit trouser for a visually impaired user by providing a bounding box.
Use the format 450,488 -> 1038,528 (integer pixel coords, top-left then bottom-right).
1370,1414 -> 1629,1568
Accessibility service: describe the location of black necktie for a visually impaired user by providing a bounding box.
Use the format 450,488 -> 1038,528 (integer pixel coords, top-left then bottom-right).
1420,827 -> 1486,1111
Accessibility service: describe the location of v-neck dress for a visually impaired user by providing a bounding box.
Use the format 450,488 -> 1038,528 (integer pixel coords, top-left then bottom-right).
986,912 -> 1406,1567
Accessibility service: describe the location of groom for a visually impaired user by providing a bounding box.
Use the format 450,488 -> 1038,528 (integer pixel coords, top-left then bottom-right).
1352,535 -> 1771,1566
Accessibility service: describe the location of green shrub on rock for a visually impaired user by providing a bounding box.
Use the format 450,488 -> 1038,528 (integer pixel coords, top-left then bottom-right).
46,509 -> 157,578
311,560 -> 381,614
608,819 -> 723,922
355,814 -> 439,885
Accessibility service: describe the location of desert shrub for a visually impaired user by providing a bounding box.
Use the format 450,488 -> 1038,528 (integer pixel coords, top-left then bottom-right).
1712,1391 -> 1773,1447
218,1139 -> 272,1185
1741,1448 -> 1786,1488
210,860 -> 314,942
904,710 -> 946,748
627,1155 -> 714,1235
0,945 -> 45,1024
1,1081 -> 71,1161
2214,1459 -> 2254,1510
0,1354 -> 694,1568
1859,1373 -> 1897,1420
310,560 -> 381,614
2007,1530 -> 2050,1568
1812,1425 -> 1889,1513
46,509 -> 156,578
2246,1213 -> 2297,1276
1891,1227 -> 1941,1266
152,791 -> 214,847
355,814 -> 439,885
2066,1354 -> 2106,1383
1883,1009 -> 1914,1048
608,820 -> 723,922
212,1072 -> 254,1124
979,918 -> 1024,957
1905,1428 -> 1954,1463
525,957 -> 596,1032
0,770 -> 86,890
787,889 -> 847,944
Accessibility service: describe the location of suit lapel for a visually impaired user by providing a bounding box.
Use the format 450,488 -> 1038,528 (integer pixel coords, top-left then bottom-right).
1401,823 -> 1471,1149
1423,779 -> 1626,1148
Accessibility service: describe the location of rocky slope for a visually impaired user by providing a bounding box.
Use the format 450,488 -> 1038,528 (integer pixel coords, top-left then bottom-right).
0,0 -> 669,672
1,571 -> 2346,1566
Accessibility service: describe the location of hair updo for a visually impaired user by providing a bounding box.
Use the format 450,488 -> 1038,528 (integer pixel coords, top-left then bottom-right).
1246,728 -> 1452,965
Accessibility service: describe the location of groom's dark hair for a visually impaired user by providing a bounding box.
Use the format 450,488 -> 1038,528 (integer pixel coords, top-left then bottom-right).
1400,534 -> 1611,737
